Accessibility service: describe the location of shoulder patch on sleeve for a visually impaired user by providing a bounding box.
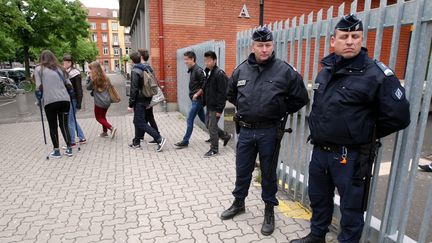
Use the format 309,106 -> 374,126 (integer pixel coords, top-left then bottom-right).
284,61 -> 297,72
374,60 -> 394,76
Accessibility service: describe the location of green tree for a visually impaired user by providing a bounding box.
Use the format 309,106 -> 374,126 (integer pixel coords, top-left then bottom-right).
0,0 -> 30,64
73,37 -> 99,72
4,0 -> 90,78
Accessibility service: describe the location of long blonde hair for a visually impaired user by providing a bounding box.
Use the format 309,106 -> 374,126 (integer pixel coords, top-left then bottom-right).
88,61 -> 109,92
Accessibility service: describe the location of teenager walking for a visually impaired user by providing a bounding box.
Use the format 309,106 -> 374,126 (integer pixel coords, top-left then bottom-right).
86,61 -> 118,139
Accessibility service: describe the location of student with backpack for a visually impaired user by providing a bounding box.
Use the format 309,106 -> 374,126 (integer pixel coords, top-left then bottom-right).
86,61 -> 118,139
138,48 -> 160,144
127,52 -> 166,152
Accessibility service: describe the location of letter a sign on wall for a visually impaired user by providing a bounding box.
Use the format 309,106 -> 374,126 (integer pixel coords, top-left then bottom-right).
239,4 -> 251,18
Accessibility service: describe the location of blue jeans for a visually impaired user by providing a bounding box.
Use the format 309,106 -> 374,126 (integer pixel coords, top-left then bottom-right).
232,127 -> 279,206
182,100 -> 205,144
133,102 -> 161,145
68,99 -> 85,143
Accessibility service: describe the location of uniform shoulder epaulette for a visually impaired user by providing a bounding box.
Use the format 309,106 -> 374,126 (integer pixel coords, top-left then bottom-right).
374,60 -> 394,77
284,61 -> 297,72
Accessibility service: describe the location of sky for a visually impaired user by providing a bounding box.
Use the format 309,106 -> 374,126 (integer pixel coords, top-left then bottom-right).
79,0 -> 119,9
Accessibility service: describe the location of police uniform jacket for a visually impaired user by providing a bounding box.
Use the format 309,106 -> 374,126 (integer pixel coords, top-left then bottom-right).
308,47 -> 410,146
227,52 -> 309,123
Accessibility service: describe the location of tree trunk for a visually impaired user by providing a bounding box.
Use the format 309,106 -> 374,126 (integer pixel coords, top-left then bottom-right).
23,45 -> 30,80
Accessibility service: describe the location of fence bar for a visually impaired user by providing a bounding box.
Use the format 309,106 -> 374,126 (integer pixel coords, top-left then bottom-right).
362,0 -> 372,47
373,0 -> 387,60
388,0 -> 404,70
324,6 -> 333,57
396,21 -> 432,243
351,0 -> 358,13
287,17 -> 299,195
418,181 -> 432,243
380,0 -> 425,240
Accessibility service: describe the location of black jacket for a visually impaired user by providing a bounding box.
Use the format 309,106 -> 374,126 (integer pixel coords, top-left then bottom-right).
129,63 -> 152,108
67,68 -> 83,109
228,52 -> 309,123
188,64 -> 206,100
308,48 -> 410,146
203,65 -> 228,113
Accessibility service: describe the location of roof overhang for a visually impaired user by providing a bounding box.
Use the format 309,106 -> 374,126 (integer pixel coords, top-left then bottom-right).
119,0 -> 139,26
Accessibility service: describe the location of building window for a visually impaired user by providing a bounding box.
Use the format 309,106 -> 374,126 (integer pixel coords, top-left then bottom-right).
101,23 -> 107,30
114,60 -> 119,70
112,33 -> 119,45
102,33 -> 108,43
111,22 -> 118,31
125,35 -> 131,44
114,48 -> 119,56
90,22 -> 96,30
103,46 -> 109,55
125,48 -> 130,55
112,11 -> 118,18
91,33 -> 97,42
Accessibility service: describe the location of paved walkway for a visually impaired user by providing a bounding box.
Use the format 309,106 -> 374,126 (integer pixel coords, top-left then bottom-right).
0,110 -> 327,243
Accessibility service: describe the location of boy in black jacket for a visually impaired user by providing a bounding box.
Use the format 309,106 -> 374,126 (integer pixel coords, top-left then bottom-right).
203,51 -> 232,157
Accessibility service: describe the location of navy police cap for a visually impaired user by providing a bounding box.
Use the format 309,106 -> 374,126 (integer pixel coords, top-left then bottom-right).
335,13 -> 363,32
252,27 -> 273,42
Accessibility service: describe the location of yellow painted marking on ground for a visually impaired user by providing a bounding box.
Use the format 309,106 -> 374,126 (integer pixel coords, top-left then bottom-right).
278,200 -> 312,220
254,180 -> 311,220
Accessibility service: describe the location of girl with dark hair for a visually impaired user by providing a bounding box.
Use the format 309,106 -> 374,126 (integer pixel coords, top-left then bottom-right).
34,50 -> 74,158
86,61 -> 117,138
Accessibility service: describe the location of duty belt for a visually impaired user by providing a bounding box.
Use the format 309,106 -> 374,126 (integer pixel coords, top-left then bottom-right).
238,120 -> 279,129
316,144 -> 361,152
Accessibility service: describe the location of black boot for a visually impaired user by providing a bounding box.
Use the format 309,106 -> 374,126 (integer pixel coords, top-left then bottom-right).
290,233 -> 326,243
220,198 -> 245,220
261,203 -> 275,236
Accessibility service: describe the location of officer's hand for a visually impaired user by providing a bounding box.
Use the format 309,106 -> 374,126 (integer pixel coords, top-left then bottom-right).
192,94 -> 198,101
216,112 -> 222,118
127,107 -> 133,113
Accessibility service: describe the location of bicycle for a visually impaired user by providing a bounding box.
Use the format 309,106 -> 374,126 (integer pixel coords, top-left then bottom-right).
17,80 -> 33,92
0,77 -> 17,98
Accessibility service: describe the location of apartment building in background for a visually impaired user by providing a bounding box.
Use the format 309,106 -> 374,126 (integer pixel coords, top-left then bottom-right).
87,7 -> 131,73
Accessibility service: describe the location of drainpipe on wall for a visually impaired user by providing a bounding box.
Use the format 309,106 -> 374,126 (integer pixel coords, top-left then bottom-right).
157,1 -> 165,88
158,0 -> 167,112
259,0 -> 264,26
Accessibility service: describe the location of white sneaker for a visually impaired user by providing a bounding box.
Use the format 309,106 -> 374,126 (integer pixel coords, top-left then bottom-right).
111,127 -> 118,139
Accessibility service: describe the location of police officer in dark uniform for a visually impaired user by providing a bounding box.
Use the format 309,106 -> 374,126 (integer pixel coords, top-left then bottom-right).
290,14 -> 410,243
222,27 -> 309,236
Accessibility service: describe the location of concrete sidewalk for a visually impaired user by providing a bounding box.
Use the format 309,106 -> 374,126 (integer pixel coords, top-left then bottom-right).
0,112 -> 325,243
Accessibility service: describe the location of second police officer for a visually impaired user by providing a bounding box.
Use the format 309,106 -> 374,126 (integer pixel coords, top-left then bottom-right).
222,27 -> 309,236
290,14 -> 410,243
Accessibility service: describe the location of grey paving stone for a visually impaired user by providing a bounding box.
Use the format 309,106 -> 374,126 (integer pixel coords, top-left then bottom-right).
0,108 -> 315,242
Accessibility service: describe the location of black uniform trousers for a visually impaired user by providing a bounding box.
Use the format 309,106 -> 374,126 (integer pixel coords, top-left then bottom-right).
232,126 -> 279,206
309,146 -> 365,243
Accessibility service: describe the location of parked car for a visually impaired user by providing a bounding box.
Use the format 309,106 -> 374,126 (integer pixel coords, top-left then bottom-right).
0,68 -> 33,84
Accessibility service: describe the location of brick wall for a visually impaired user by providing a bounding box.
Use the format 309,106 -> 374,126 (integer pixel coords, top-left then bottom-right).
147,0 -> 260,103
145,0 -> 410,103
